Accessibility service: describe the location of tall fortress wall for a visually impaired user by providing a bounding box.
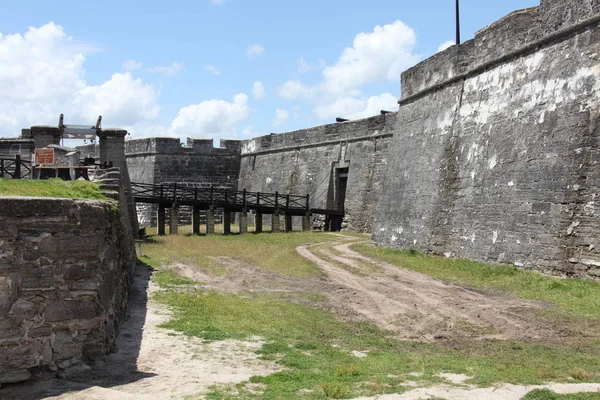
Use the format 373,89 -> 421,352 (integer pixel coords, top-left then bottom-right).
373,0 -> 600,278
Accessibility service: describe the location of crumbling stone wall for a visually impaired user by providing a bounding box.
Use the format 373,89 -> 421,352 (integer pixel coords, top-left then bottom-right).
0,196 -> 136,385
373,1 -> 600,278
238,114 -> 395,232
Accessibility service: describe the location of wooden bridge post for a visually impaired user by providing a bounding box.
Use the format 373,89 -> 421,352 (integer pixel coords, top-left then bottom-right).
239,210 -> 248,234
255,213 -> 263,233
284,214 -> 293,232
302,213 -> 312,232
14,155 -> 21,179
223,210 -> 231,235
157,206 -> 166,236
169,207 -> 179,235
0,159 -> 4,178
272,212 -> 281,233
206,208 -> 215,235
192,206 -> 200,235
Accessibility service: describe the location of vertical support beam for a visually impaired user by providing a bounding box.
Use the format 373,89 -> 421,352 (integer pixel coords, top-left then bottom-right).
239,211 -> 248,234
255,213 -> 263,233
157,206 -> 166,236
272,213 -> 281,233
192,206 -> 200,235
14,155 -> 21,179
223,211 -> 231,235
169,207 -> 179,235
302,214 -> 311,232
206,208 -> 215,235
284,214 -> 293,232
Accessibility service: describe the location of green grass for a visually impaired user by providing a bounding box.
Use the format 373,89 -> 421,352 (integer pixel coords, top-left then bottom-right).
522,389 -> 600,399
142,230 -> 336,278
144,232 -> 600,399
155,284 -> 600,399
353,243 -> 600,319
0,178 -> 108,200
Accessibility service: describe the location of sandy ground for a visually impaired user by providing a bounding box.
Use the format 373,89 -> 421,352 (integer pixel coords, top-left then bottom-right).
2,233 -> 600,399
0,264 -> 282,400
297,237 -> 563,342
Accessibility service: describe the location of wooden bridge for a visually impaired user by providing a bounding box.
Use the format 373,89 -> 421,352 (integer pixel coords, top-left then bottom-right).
130,182 -> 343,235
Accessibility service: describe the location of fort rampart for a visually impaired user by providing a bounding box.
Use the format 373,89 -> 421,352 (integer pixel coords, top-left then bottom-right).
373,0 -> 600,278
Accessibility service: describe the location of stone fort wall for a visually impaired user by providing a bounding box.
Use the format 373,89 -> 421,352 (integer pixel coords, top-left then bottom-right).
373,0 -> 600,278
237,114 -> 395,232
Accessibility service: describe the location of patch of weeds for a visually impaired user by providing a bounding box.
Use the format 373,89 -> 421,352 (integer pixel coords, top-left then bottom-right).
321,382 -> 350,399
334,364 -> 360,377
536,367 -> 559,380
569,368 -> 597,381
522,389 -> 600,400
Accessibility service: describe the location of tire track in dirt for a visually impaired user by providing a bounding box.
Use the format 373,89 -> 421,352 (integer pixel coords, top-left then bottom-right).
297,236 -> 558,342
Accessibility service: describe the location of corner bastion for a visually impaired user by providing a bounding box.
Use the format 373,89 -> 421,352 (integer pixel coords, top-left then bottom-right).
373,0 -> 600,278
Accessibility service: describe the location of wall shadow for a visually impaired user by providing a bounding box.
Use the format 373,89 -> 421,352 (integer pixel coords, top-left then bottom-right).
0,261 -> 156,400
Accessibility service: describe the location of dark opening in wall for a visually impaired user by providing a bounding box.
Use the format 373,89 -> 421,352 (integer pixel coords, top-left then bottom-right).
328,167 -> 348,232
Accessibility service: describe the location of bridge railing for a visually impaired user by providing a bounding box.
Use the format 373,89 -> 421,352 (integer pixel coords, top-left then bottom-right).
131,182 -> 310,212
0,155 -> 32,179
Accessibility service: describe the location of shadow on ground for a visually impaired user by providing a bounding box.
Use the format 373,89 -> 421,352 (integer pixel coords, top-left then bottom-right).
0,262 -> 157,400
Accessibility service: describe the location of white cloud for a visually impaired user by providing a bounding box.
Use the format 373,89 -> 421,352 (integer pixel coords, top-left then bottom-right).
149,62 -> 183,77
277,80 -> 315,101
252,81 -> 266,100
123,59 -> 143,71
321,20 -> 419,94
438,40 -> 455,52
277,20 -> 417,121
297,57 -> 311,73
272,108 -> 289,127
169,93 -> 251,139
314,93 -> 398,121
246,43 -> 265,59
205,64 -> 221,76
0,22 -> 160,137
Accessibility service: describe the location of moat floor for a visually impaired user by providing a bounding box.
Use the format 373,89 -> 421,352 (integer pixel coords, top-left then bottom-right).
2,235 -> 600,399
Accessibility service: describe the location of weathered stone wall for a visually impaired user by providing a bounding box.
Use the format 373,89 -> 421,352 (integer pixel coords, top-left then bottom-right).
0,138 -> 34,162
0,195 -> 136,384
238,114 -> 395,232
373,1 -> 600,278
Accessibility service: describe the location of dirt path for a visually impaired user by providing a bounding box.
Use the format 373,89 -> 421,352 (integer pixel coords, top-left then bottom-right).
297,236 -> 559,342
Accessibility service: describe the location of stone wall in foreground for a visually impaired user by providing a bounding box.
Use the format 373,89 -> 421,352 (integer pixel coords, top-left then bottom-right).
373,1 -> 600,278
0,197 -> 136,384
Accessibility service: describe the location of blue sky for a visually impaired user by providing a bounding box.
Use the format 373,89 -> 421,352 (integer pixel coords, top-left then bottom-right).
0,0 -> 538,142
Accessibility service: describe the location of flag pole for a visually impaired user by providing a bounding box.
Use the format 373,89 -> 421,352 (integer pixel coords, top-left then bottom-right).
455,0 -> 461,45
